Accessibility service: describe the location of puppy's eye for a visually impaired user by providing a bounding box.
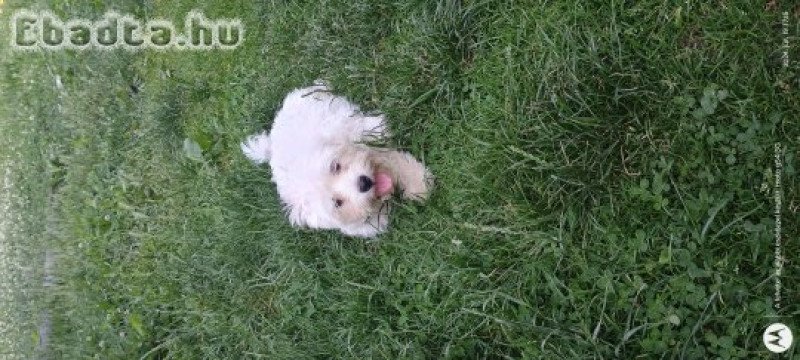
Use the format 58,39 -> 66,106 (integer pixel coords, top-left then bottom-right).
333,198 -> 344,208
330,161 -> 342,174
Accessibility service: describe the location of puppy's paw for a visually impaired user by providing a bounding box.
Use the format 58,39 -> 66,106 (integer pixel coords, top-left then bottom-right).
360,115 -> 389,142
400,158 -> 434,201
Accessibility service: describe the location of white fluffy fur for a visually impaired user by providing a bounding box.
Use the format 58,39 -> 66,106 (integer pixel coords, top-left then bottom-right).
242,84 -> 432,237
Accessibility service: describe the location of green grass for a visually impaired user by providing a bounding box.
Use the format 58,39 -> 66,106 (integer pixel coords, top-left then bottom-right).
1,0 -> 798,358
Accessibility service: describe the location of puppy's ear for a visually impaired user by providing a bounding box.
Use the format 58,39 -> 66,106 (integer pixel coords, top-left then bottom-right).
241,132 -> 272,164
367,148 -> 432,201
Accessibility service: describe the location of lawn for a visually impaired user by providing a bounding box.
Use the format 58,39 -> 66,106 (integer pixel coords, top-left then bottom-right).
1,0 -> 798,358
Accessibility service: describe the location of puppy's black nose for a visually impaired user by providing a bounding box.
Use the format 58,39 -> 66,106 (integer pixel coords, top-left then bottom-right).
358,175 -> 374,193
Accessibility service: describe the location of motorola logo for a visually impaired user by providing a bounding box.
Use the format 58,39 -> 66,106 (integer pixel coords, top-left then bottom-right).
763,323 -> 793,353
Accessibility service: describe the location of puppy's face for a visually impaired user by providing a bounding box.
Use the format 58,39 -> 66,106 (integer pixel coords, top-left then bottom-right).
323,145 -> 394,227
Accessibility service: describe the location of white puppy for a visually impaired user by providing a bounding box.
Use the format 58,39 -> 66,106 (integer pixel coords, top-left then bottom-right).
241,83 -> 433,237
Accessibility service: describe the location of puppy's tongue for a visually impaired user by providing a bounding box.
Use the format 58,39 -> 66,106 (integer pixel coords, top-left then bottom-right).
374,171 -> 394,197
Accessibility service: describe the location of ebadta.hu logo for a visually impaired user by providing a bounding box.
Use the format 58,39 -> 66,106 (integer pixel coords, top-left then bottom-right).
10,9 -> 244,51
